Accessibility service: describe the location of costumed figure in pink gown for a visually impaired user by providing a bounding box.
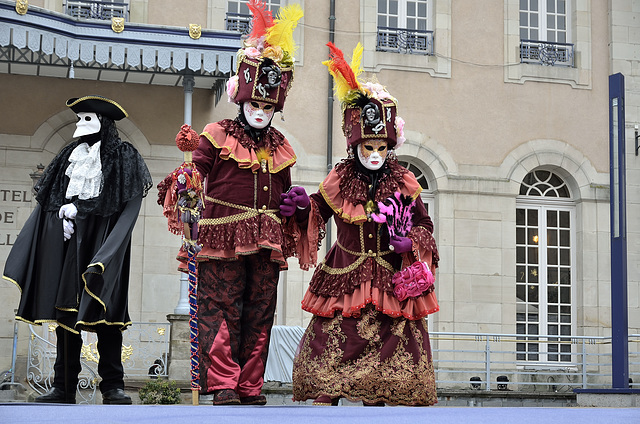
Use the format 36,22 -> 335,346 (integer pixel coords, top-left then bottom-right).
281,43 -> 440,406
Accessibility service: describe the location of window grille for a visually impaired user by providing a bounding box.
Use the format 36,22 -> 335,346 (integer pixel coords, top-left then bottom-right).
65,0 -> 129,21
377,0 -> 434,55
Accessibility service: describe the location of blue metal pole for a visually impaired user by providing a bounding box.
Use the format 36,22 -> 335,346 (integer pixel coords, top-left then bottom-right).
609,73 -> 629,389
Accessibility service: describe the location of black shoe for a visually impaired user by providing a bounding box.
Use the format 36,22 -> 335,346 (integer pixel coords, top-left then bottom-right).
35,387 -> 76,404
102,388 -> 132,405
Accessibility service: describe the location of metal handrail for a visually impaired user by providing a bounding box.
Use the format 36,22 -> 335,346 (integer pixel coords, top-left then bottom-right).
431,331 -> 639,392
377,26 -> 434,55
64,0 -> 129,21
519,39 -> 574,67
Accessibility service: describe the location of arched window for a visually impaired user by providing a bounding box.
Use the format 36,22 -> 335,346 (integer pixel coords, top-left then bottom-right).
398,159 -> 434,215
516,169 -> 575,363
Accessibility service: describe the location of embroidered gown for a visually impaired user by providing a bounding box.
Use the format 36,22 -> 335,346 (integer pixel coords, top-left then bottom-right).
289,156 -> 440,406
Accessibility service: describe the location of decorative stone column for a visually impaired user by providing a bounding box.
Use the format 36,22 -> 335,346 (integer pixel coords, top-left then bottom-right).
166,314 -> 191,382
172,74 -> 196,315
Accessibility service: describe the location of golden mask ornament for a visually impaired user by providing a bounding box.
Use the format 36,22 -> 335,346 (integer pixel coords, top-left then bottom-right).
189,24 -> 201,40
111,17 -> 125,33
15,0 -> 28,15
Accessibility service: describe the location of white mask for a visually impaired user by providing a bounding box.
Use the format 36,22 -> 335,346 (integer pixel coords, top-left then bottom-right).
74,112 -> 101,137
357,140 -> 389,171
243,101 -> 275,130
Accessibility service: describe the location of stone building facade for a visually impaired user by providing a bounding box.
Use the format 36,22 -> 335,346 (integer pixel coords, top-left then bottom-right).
1,0 -> 639,386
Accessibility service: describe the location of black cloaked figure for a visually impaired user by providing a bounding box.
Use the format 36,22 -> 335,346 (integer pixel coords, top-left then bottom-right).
3,95 -> 152,404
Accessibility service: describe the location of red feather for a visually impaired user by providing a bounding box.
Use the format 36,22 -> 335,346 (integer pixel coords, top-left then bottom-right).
248,0 -> 274,41
326,42 -> 359,90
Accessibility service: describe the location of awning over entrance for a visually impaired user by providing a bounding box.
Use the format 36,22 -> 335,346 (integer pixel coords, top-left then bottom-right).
0,1 -> 242,90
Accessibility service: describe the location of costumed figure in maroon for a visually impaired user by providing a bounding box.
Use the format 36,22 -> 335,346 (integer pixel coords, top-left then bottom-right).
283,43 -> 440,406
3,96 -> 152,404
157,0 -> 303,406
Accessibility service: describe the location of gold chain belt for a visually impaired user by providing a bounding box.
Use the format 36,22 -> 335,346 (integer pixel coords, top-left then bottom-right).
200,196 -> 281,225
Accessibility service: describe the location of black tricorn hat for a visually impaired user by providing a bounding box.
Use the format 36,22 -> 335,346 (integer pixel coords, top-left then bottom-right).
66,95 -> 128,121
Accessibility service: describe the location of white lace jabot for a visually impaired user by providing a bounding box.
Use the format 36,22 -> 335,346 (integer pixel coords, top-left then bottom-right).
65,141 -> 103,200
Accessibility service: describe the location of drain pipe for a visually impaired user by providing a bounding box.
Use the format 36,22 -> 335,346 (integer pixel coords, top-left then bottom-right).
325,0 -> 336,254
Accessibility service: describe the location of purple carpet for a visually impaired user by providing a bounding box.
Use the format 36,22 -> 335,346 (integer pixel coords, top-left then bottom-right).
1,404 -> 640,424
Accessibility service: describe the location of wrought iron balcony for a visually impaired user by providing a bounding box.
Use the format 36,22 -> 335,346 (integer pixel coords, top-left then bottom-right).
64,1 -> 129,21
520,39 -> 574,67
377,27 -> 434,55
226,12 -> 252,35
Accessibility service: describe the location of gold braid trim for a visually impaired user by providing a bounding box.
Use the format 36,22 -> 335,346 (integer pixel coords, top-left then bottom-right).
203,196 -> 281,225
81,262 -> 106,311
3,275 -> 21,294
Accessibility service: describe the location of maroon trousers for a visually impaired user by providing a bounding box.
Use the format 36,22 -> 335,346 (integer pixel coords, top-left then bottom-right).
197,251 -> 279,396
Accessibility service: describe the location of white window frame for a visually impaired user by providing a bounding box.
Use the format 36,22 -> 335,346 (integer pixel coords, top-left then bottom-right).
377,0 -> 433,31
516,197 -> 577,365
519,0 -> 571,44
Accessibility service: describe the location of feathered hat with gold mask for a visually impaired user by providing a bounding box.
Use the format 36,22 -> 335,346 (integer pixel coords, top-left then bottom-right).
226,0 -> 303,112
324,42 -> 406,149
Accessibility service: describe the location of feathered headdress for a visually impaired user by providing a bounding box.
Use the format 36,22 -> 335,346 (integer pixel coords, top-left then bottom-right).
227,1 -> 303,111
324,42 -> 406,149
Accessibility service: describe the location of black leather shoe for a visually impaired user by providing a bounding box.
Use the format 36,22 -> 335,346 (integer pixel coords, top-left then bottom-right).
102,388 -> 132,405
35,387 -> 76,404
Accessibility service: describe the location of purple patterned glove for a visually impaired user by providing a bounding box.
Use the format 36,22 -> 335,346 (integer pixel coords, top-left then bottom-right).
389,235 -> 412,253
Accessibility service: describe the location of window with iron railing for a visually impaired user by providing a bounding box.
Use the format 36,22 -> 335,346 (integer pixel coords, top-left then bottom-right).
64,0 -> 129,21
377,0 -> 434,55
226,0 -> 281,35
519,0 -> 573,66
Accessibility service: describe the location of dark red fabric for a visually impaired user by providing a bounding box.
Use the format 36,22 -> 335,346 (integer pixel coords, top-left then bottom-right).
197,252 -> 279,396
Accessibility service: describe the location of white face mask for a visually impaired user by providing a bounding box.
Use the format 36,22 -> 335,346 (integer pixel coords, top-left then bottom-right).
357,140 -> 389,171
243,101 -> 275,129
74,112 -> 101,137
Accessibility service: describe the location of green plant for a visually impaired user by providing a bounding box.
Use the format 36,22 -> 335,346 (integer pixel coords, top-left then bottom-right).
138,380 -> 182,405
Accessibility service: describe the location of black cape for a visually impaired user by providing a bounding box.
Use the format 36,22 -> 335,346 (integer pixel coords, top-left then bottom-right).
2,134 -> 152,333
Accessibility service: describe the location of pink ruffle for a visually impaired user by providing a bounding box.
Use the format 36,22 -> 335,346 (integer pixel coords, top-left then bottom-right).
202,122 -> 296,173
301,280 -> 439,321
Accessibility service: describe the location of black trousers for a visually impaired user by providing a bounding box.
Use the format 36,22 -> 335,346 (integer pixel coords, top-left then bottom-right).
53,325 -> 125,394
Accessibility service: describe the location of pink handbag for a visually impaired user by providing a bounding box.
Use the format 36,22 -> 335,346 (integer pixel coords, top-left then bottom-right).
392,260 -> 435,302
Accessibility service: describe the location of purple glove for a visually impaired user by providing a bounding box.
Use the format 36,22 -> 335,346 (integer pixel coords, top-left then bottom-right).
279,186 -> 309,217
389,235 -> 412,253
279,195 -> 296,217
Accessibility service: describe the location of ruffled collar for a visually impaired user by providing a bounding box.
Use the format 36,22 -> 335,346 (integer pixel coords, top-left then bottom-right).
319,157 -> 420,224
219,118 -> 286,152
202,119 -> 296,173
65,141 -> 103,200
334,157 -> 408,206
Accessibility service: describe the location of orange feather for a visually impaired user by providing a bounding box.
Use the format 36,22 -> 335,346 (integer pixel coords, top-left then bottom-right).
247,0 -> 274,41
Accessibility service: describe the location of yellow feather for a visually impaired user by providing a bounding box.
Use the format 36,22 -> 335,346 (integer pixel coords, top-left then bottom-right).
256,147 -> 270,163
350,43 -> 363,79
266,4 -> 304,56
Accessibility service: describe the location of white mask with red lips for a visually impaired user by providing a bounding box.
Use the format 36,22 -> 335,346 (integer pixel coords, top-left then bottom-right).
242,101 -> 275,130
357,139 -> 389,171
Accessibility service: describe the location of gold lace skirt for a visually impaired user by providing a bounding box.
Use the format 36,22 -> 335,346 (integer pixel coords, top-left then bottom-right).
292,305 -> 437,406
